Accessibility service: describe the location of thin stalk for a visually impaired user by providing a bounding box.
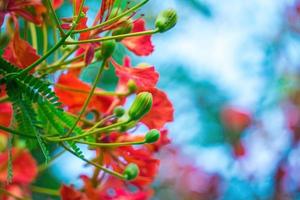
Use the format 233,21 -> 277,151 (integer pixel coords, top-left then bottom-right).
45,0 -> 65,36
29,23 -> 38,50
17,0 -> 86,76
0,125 -> 36,139
72,0 -> 149,34
31,186 -> 60,196
64,59 -> 107,137
62,143 -> 126,179
75,139 -> 145,147
45,120 -> 128,142
66,29 -> 159,45
38,150 -> 66,172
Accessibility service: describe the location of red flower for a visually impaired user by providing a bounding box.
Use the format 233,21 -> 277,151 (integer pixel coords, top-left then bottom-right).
140,88 -> 174,129
0,0 -> 45,28
221,106 -> 252,133
54,73 -> 114,114
122,19 -> 154,56
0,148 -> 37,184
2,30 -> 40,69
60,185 -> 89,200
112,57 -> 159,89
60,176 -> 153,200
53,0 -> 64,9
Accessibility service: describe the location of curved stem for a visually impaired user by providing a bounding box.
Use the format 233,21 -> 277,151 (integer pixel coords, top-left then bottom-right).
75,139 -> 145,147
66,29 -> 159,45
61,143 -> 126,179
64,59 -> 107,137
17,0 -> 86,76
72,0 -> 149,34
0,125 -> 36,139
45,0 -> 65,36
45,120 -> 128,142
31,186 -> 60,196
29,23 -> 38,50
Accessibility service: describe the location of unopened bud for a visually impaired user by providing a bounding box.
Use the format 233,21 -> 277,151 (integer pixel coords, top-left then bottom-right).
101,40 -> 116,59
145,129 -> 160,143
114,106 -> 125,118
123,163 -> 139,180
128,92 -> 153,121
127,80 -> 137,94
155,9 -> 177,33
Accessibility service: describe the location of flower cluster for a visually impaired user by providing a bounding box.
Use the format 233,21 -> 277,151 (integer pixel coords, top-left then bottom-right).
0,0 -> 177,199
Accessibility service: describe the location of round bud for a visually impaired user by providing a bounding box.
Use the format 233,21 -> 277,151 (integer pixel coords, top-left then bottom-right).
155,9 -> 177,33
128,92 -> 153,121
114,106 -> 125,118
145,129 -> 160,143
95,51 -> 102,61
123,163 -> 139,180
101,40 -> 116,59
127,80 -> 137,94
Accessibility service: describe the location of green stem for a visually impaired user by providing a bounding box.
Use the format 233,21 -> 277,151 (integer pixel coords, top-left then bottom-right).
0,125 -> 36,139
54,83 -> 127,97
17,0 -> 86,76
61,143 -> 126,179
45,120 -> 128,142
45,0 -> 65,36
64,59 -> 107,137
66,29 -> 159,45
75,139 -> 145,147
42,24 -> 48,55
72,0 -> 149,34
29,23 -> 38,50
31,186 -> 60,196
38,150 -> 66,172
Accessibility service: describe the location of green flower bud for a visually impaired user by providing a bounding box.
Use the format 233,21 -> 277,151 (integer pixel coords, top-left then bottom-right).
145,129 -> 160,143
128,92 -> 153,121
114,106 -> 125,118
123,163 -> 139,180
101,40 -> 116,59
127,80 -> 137,94
112,20 -> 133,41
155,9 -> 177,33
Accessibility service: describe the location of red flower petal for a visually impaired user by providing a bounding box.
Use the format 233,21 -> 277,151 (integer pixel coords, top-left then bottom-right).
2,31 -> 40,69
0,148 -> 37,184
140,88 -> 174,129
53,0 -> 64,9
112,57 -> 159,89
221,106 -> 252,133
60,185 -> 88,200
122,19 -> 154,56
54,73 -> 114,114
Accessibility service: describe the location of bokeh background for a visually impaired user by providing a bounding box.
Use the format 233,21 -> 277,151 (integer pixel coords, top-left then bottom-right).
35,0 -> 300,199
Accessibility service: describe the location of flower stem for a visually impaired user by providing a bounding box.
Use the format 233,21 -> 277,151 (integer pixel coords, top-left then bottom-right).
72,0 -> 149,34
75,140 -> 145,147
45,120 -> 128,142
65,29 -> 159,45
62,143 -> 126,180
0,125 -> 36,139
45,0 -> 65,36
31,186 -> 60,196
29,23 -> 38,50
64,59 -> 107,137
17,0 -> 86,76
